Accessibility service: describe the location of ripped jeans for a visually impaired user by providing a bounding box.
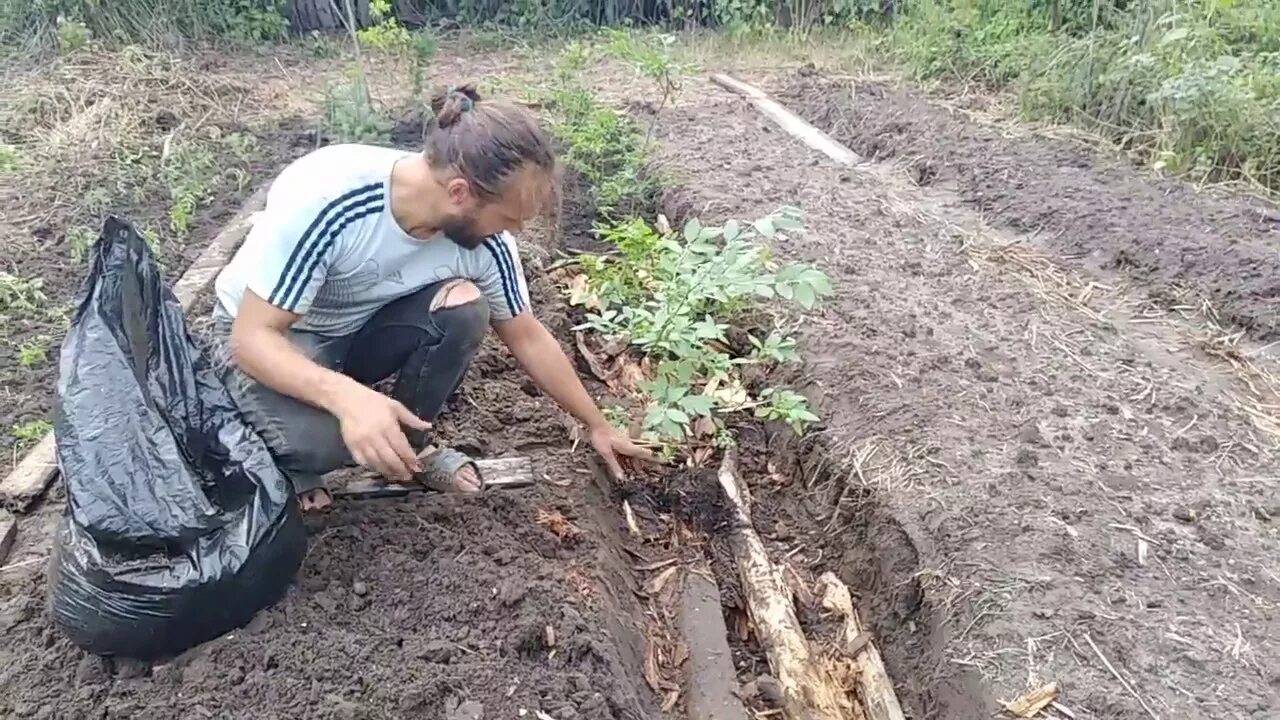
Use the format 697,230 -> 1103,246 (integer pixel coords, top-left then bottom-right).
210,280 -> 488,497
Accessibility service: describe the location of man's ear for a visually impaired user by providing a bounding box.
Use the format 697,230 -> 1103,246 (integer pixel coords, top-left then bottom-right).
445,177 -> 474,207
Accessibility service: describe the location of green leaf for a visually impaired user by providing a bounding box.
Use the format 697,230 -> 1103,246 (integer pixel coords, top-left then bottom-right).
679,394 -> 716,416
793,283 -> 816,309
723,219 -> 740,241
666,407 -> 691,424
753,217 -> 776,238
1160,27 -> 1190,45
683,218 -> 702,242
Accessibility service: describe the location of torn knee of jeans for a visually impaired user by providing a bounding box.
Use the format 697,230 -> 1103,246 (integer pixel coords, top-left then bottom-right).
431,279 -> 484,311
431,283 -> 491,338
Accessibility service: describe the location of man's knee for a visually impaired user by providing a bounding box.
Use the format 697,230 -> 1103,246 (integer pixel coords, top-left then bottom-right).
431,279 -> 490,339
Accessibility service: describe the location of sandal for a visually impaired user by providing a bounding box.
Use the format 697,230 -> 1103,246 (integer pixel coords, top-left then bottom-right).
414,446 -> 485,493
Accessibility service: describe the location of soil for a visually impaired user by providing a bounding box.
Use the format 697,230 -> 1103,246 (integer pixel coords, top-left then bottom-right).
613,66 -> 1280,720
772,75 -> 1280,344
0,200 -> 666,719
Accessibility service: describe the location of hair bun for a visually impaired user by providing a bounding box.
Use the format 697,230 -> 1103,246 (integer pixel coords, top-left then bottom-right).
431,83 -> 483,129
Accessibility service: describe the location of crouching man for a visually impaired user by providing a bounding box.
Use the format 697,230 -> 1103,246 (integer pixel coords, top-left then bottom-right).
210,84 -> 652,512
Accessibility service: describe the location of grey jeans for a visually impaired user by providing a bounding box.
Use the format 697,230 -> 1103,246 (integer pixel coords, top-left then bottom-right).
210,280 -> 490,496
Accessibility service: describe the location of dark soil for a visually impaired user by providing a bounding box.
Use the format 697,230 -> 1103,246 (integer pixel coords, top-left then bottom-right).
0,228 -> 664,720
772,74 -> 1280,343
636,71 -> 1280,720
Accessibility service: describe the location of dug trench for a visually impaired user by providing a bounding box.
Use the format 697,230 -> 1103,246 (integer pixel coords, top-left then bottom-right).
0,116 -> 887,719
585,63 -> 1280,720
0,166 -> 666,718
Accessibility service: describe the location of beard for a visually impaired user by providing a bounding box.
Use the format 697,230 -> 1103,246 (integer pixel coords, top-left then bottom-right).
441,218 -> 488,250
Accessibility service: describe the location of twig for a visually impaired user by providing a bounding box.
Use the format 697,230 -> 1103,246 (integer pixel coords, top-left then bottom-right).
1083,633 -> 1159,720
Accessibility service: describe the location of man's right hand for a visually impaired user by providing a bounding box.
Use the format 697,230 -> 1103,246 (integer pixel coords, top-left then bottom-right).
330,380 -> 431,482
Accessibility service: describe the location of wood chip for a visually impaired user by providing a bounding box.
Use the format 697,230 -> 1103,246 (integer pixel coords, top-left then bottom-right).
623,500 -> 641,538
1004,681 -> 1058,717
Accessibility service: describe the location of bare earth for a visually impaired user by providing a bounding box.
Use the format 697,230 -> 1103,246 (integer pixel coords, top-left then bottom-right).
627,63 -> 1279,719
1,41 -> 1278,720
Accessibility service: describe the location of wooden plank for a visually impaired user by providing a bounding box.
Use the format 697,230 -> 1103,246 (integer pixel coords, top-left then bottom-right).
0,185 -> 269,513
333,456 -> 535,499
709,73 -> 862,166
0,511 -> 17,566
679,567 -> 750,720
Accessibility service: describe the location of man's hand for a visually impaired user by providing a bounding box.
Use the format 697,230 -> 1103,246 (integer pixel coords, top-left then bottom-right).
590,423 -> 657,481
330,380 -> 431,482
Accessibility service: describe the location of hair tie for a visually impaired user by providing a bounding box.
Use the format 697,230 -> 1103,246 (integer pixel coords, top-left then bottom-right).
447,86 -> 474,112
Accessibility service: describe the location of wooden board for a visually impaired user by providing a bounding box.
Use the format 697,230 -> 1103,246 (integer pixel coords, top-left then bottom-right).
0,185 -> 269,513
332,456 -> 535,499
709,73 -> 862,166
0,511 -> 16,566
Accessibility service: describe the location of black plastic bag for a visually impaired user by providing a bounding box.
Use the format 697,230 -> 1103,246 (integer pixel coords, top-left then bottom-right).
47,216 -> 307,660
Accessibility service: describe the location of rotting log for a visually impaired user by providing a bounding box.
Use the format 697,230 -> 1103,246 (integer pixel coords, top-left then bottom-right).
717,450 -> 847,720
0,185 -> 269,513
709,74 -> 861,166
816,573 -> 907,720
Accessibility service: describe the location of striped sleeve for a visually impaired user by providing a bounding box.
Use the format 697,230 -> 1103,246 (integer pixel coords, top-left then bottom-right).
478,231 -> 531,321
244,182 -> 385,315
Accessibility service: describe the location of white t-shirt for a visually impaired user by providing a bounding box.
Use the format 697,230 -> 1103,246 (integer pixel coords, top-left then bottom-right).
214,143 -> 531,336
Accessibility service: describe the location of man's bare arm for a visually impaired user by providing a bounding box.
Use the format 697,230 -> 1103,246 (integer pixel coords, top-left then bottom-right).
493,312 -> 655,478
230,290 -> 428,481
230,290 -> 358,414
491,311 -> 608,428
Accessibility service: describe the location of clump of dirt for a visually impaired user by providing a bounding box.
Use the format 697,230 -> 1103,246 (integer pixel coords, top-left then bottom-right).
773,74 -> 1280,342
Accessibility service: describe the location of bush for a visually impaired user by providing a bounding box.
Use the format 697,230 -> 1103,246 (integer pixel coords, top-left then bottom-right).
877,0 -> 1280,190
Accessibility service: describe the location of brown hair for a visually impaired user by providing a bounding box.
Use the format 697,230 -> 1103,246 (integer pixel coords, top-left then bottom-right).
426,83 -> 556,202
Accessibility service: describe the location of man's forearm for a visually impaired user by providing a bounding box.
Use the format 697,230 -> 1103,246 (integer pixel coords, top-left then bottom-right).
507,323 -> 608,429
230,325 -> 357,415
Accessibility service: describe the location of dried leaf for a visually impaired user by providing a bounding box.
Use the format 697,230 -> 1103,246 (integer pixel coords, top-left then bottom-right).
661,689 -> 680,712
643,642 -> 663,692
613,355 -> 648,395
575,332 -> 615,383
535,509 -> 581,541
1005,682 -> 1059,717
565,274 -> 602,311
644,565 -> 680,596
692,415 -> 716,439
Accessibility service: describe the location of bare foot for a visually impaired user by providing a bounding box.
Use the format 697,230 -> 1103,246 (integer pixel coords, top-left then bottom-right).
299,488 -> 333,512
416,446 -> 481,492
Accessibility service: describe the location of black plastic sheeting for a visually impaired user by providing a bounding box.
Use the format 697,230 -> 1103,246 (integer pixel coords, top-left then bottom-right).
47,216 -> 306,660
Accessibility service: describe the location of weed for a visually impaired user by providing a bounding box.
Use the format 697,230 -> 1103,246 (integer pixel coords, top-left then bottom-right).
0,273 -> 47,314
162,137 -> 217,237
12,419 -> 53,447
568,207 -> 832,449
67,225 -> 96,263
324,70 -> 392,144
17,337 -> 47,368
546,44 -> 657,216
875,0 -> 1280,189
0,143 -> 21,173
357,0 -> 412,51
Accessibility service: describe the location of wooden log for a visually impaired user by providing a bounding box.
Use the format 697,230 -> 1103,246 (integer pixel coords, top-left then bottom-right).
816,573 -> 907,720
717,451 -> 846,720
332,456 -> 535,499
709,73 -> 862,166
0,186 -> 268,513
0,511 -> 17,566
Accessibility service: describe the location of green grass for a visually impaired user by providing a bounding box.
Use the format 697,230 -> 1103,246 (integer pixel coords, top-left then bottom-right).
874,0 -> 1280,191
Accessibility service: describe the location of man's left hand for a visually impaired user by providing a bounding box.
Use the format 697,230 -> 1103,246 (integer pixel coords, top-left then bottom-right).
590,423 -> 657,481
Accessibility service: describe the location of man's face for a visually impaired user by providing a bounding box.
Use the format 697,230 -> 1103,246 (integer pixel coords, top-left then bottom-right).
442,166 -> 546,249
